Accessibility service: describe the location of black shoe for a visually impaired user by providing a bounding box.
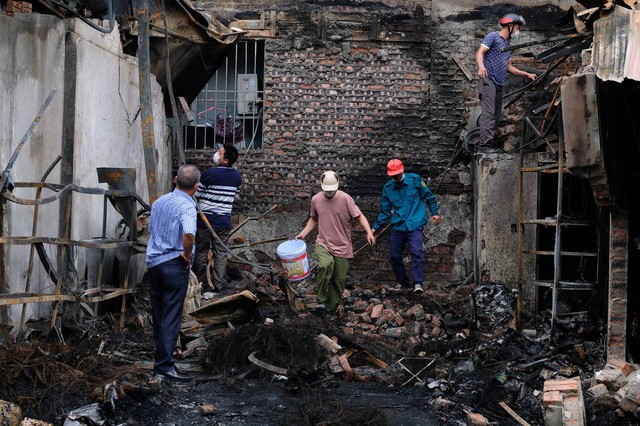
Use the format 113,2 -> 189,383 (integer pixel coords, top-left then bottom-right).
215,282 -> 237,292
475,145 -> 499,154
309,303 -> 326,313
173,366 -> 193,376
154,368 -> 192,382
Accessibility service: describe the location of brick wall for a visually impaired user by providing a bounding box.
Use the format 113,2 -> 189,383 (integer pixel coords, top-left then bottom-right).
186,1 -> 568,286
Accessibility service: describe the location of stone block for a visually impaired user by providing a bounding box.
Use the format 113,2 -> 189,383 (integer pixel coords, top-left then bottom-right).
544,379 -> 580,393
608,358 -> 635,377
0,400 -> 23,426
353,300 -> 368,312
542,378 -> 586,426
382,327 -> 404,338
620,372 -> 640,417
596,366 -> 627,390
466,412 -> 489,426
543,390 -> 563,407
338,355 -> 352,380
20,420 -> 53,426
587,383 -> 608,399
371,304 -> 384,320
405,304 -> 425,321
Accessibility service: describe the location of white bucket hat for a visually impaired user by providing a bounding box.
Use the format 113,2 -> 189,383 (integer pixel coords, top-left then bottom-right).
320,171 -> 339,191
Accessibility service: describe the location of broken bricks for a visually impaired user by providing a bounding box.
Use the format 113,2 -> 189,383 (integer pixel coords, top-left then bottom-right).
466,411 -> 489,426
0,401 -> 51,426
543,378 -> 586,426
0,400 -> 22,426
596,357 -> 636,390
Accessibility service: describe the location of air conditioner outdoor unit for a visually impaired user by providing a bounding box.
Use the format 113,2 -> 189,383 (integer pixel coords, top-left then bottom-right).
237,74 -> 259,116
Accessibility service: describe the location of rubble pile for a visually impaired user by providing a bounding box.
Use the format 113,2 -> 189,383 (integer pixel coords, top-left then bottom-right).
0,260 -> 635,425
587,358 -> 640,422
0,337 -> 148,423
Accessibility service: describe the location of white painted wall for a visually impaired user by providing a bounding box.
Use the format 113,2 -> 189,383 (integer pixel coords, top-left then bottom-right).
0,15 -> 172,325
0,15 -> 66,324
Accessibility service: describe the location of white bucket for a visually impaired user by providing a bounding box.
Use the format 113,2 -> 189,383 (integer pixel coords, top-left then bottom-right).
277,239 -> 310,281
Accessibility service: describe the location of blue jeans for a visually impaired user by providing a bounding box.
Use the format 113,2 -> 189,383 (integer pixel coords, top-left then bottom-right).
390,229 -> 424,287
148,256 -> 189,373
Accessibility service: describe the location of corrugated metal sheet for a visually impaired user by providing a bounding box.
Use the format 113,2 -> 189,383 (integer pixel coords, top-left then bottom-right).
593,5 -> 640,82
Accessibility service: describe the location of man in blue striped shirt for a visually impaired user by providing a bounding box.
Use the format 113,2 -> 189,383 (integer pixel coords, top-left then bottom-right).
194,144 -> 242,291
146,164 -> 200,381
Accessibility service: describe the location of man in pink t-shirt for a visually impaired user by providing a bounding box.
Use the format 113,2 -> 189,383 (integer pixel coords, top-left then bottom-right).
296,171 -> 375,316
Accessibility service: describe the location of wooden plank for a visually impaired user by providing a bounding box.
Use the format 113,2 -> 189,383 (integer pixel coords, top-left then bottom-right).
366,353 -> 389,369
499,401 -> 532,426
0,288 -> 135,306
0,236 -> 134,249
453,57 -> 474,81
178,97 -> 195,122
248,351 -> 288,375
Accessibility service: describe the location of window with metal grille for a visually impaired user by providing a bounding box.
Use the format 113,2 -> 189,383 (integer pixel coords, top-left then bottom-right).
184,40 -> 265,150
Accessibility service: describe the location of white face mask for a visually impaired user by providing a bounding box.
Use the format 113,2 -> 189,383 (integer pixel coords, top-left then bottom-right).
213,151 -> 221,164
511,30 -> 520,40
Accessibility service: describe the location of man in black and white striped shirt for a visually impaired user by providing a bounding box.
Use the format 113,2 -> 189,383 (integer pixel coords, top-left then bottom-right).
194,144 -> 242,291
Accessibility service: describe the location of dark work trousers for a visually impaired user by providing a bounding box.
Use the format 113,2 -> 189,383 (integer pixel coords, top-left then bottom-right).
390,229 -> 425,287
148,256 -> 189,374
193,227 -> 229,289
477,77 -> 503,147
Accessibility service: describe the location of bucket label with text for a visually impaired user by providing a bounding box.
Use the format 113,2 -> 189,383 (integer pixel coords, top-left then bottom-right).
281,254 -> 309,279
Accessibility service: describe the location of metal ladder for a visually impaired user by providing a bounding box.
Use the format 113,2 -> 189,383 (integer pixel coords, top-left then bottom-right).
516,112 -> 599,336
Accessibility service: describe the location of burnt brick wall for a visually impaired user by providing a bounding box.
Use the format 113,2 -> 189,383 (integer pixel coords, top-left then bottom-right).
186,2 -> 568,286
248,39 -> 435,207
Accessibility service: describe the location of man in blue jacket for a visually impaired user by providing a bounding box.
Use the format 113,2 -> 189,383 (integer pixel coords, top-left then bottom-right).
372,159 -> 441,293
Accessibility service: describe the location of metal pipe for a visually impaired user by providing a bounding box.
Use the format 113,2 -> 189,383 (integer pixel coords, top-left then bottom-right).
516,150 -> 524,329
94,195 -> 109,317
225,204 -> 278,240
18,155 -> 61,334
136,0 -> 160,204
4,183 -> 150,211
551,109 -> 565,338
0,90 -> 57,193
197,207 -> 273,272
500,33 -> 590,53
160,0 -> 185,166
472,158 -> 479,286
50,196 -> 72,332
227,236 -> 289,249
120,256 -> 131,330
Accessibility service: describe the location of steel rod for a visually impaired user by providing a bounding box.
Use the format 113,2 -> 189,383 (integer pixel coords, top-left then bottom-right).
18,155 -> 62,334
551,110 -> 565,338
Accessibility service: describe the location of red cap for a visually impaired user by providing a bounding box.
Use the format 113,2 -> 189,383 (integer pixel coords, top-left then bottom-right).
387,159 -> 404,176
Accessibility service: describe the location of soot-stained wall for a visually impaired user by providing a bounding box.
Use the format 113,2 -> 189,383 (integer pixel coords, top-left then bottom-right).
186,0 -> 570,287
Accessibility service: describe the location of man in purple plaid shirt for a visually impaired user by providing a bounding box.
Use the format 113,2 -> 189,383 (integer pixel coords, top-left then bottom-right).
146,164 -> 200,381
475,13 -> 536,149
